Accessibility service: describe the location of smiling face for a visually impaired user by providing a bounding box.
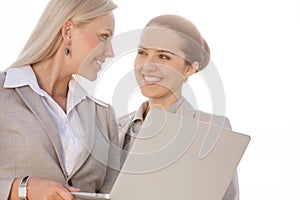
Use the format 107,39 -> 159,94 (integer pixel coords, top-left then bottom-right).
71,12 -> 115,81
134,47 -> 187,101
134,27 -> 196,104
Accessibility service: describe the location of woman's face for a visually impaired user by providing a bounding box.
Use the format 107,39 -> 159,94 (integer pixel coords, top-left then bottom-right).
134,26 -> 197,101
71,12 -> 115,81
134,46 -> 190,100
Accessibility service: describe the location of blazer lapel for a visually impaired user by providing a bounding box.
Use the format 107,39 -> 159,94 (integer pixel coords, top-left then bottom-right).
69,99 -> 96,177
16,86 -> 67,177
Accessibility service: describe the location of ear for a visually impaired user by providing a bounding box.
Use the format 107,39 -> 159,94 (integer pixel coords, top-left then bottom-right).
184,61 -> 199,79
61,20 -> 73,45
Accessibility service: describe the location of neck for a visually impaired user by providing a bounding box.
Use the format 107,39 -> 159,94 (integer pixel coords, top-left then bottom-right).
32,56 -> 72,112
33,63 -> 70,96
146,93 -> 181,116
33,50 -> 74,93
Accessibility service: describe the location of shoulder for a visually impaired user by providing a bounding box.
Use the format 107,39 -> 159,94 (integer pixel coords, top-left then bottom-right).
87,95 -> 110,108
118,100 -> 149,131
118,111 -> 136,130
0,72 -> 9,95
194,109 -> 232,129
117,111 -> 136,147
179,99 -> 231,129
84,96 -> 116,123
0,71 -> 6,85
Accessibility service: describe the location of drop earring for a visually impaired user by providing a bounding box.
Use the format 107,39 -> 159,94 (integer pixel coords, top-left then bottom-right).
65,47 -> 70,55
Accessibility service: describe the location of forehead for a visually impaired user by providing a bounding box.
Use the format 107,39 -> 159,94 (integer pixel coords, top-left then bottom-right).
80,12 -> 115,32
139,27 -> 184,57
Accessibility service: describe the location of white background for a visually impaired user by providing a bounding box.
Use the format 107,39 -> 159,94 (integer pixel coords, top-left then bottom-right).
1,0 -> 300,199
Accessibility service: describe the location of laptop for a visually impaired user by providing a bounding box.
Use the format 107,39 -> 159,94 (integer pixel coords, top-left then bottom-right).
72,108 -> 251,200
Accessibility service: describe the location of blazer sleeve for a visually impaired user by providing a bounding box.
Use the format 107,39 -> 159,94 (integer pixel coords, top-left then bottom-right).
99,105 -> 121,193
223,172 -> 240,200
0,179 -> 15,200
0,73 -> 14,199
221,117 -> 240,200
195,111 -> 239,200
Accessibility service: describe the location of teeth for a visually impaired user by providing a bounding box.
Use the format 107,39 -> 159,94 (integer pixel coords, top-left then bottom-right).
144,75 -> 161,82
96,60 -> 102,67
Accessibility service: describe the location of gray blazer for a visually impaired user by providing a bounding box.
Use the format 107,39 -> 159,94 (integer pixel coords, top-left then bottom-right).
0,72 -> 120,199
118,99 -> 239,200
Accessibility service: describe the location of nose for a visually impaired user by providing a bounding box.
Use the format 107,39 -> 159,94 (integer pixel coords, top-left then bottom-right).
142,63 -> 158,71
105,40 -> 115,58
135,50 -> 159,71
143,54 -> 157,65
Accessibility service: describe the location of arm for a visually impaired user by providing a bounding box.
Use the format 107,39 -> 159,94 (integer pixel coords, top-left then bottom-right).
195,111 -> 240,200
99,105 -> 121,193
222,173 -> 239,200
0,179 -> 15,200
6,177 -> 80,200
222,117 -> 240,200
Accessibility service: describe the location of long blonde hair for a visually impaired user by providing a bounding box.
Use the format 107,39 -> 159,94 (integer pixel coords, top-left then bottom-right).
10,0 -> 117,68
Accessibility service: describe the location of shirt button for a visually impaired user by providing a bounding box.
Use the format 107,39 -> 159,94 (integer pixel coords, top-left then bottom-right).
67,179 -> 73,186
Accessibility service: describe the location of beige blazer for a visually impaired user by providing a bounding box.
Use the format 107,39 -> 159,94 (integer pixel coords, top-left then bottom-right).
118,99 -> 239,200
0,72 -> 120,199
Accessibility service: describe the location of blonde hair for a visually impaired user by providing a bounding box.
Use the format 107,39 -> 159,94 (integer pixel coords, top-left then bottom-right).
146,14 -> 210,71
10,0 -> 117,68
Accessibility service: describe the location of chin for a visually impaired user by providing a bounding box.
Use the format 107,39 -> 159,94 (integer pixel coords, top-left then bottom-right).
140,85 -> 164,99
82,71 -> 98,81
79,74 -> 96,82
89,75 -> 97,81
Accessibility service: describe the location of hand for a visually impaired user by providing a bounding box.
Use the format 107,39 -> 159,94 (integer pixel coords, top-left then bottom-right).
27,177 -> 81,200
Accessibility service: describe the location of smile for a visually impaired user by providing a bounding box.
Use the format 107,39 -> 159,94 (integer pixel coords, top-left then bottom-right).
143,75 -> 162,83
95,59 -> 103,68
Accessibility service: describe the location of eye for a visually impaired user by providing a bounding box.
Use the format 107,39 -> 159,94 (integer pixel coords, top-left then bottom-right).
100,34 -> 109,40
137,49 -> 147,56
159,54 -> 171,60
98,33 -> 111,41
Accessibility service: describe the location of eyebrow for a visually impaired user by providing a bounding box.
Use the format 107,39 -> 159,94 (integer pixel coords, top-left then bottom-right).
157,49 -> 175,55
138,46 -> 176,55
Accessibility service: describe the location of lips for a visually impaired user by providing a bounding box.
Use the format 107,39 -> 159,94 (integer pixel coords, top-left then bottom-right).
143,75 -> 162,83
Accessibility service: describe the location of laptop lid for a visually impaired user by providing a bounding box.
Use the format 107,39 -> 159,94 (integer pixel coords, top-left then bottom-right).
95,108 -> 250,200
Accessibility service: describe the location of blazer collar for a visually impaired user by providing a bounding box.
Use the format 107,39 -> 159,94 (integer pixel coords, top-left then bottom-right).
119,98 -> 198,147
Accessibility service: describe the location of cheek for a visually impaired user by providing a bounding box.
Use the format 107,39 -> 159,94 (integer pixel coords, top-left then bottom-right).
134,66 -> 143,85
172,61 -> 187,74
161,65 -> 184,79
73,35 -> 98,60
169,64 -> 187,83
160,67 -> 185,91
134,58 -> 143,78
134,57 -> 144,68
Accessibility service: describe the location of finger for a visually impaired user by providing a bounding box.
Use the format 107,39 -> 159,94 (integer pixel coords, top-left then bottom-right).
56,184 -> 76,200
62,183 -> 81,192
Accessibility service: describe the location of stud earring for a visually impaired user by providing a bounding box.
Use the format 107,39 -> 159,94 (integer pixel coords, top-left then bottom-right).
65,47 -> 70,55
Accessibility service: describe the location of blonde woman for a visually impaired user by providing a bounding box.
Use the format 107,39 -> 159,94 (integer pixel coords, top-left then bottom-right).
119,14 -> 239,200
0,0 -> 120,199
